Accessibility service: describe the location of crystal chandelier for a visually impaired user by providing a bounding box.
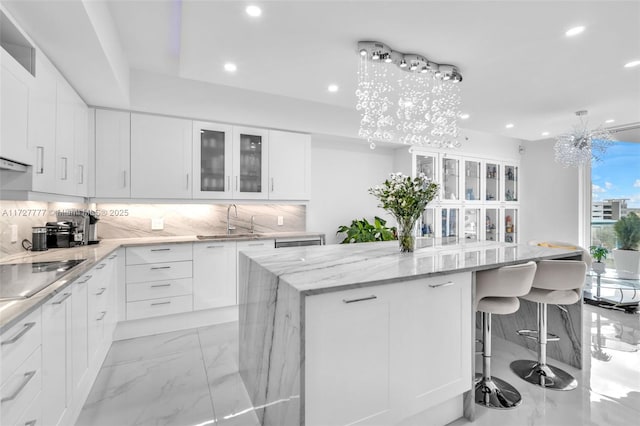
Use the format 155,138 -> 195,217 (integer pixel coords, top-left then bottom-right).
356,41 -> 463,149
554,110 -> 614,167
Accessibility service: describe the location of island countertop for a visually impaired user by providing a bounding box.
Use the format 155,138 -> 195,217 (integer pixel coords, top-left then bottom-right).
240,239 -> 584,295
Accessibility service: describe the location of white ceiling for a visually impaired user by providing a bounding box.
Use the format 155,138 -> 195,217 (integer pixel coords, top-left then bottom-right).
4,0 -> 640,142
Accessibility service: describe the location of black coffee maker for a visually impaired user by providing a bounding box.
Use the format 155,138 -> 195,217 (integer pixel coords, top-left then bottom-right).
46,221 -> 79,248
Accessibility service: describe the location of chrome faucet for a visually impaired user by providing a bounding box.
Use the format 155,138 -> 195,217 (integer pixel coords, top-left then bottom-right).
250,215 -> 256,234
227,204 -> 237,235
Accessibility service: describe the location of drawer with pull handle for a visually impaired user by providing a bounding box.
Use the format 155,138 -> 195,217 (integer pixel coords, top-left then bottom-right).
0,346 -> 42,426
126,278 -> 193,302
126,295 -> 193,321
0,308 -> 42,384
126,261 -> 193,283
126,244 -> 192,265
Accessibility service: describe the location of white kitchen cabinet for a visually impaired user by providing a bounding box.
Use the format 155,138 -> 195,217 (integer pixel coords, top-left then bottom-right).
0,48 -> 31,165
504,163 -> 519,203
441,154 -> 462,202
71,275 -> 90,394
95,109 -> 131,197
305,273 -> 472,425
463,158 -> 482,203
41,290 -> 73,426
54,82 -> 78,195
29,53 -> 57,194
485,207 -> 501,241
73,103 -> 89,196
131,113 -> 192,199
192,121 -> 233,199
504,207 -> 519,243
232,126 -> 269,200
125,244 -> 194,320
0,307 -> 42,426
397,274 -> 471,416
485,161 -> 500,202
193,241 -> 237,309
306,285 -> 396,426
268,130 -> 311,200
87,260 -> 111,362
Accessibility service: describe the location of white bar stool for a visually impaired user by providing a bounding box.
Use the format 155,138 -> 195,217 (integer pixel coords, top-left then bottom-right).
475,261 -> 537,409
510,259 -> 587,390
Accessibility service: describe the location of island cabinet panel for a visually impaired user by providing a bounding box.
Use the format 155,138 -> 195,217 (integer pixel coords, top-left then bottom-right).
305,272 -> 472,426
305,286 -> 395,426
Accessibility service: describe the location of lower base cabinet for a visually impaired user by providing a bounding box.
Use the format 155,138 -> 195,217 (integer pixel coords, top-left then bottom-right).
193,241 -> 237,310
305,273 -> 472,426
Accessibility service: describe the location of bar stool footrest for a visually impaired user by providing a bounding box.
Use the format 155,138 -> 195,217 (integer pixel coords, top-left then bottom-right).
516,329 -> 560,342
475,375 -> 523,409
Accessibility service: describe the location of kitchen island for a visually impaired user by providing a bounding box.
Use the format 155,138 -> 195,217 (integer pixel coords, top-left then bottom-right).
238,240 -> 584,426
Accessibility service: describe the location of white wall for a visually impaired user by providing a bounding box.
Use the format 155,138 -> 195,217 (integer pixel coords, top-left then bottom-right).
308,135 -> 396,244
520,138 -> 581,245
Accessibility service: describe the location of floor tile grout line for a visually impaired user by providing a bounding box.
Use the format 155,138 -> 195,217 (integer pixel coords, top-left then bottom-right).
197,328 -> 219,426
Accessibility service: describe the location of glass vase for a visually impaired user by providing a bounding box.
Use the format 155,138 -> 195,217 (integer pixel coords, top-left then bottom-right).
397,217 -> 417,253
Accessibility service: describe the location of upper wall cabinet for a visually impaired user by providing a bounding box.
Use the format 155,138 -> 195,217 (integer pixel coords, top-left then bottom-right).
268,130 -> 311,200
95,109 -> 131,198
233,126 -> 269,200
0,48 -> 32,165
55,81 -> 82,196
131,113 -> 192,199
192,121 -> 233,199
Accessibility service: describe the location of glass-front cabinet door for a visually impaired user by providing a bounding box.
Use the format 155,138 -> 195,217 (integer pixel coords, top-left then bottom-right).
463,160 -> 481,202
441,207 -> 459,243
485,162 -> 500,202
504,164 -> 518,202
504,208 -> 518,243
441,156 -> 460,201
420,208 -> 436,238
233,126 -> 269,200
485,208 -> 500,241
193,121 -> 233,199
415,152 -> 437,183
464,208 -> 481,241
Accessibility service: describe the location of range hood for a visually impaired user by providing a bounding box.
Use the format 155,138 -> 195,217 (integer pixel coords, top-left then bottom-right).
0,157 -> 28,172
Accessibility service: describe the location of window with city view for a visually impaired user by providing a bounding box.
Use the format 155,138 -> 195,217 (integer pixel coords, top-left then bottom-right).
591,140 -> 640,266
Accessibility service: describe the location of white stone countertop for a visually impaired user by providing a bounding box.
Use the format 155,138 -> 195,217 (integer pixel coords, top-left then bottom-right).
241,239 -> 585,295
0,232 -> 324,332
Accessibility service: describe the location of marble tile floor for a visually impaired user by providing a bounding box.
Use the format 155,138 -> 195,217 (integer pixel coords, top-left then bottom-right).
78,303 -> 639,426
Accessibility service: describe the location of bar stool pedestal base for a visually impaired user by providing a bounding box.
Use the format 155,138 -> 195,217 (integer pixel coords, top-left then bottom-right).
474,375 -> 523,409
510,360 -> 577,391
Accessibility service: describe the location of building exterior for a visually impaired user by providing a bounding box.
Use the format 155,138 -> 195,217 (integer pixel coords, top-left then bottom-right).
591,198 -> 629,221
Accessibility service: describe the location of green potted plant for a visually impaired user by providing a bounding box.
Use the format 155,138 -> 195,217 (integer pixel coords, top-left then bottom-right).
337,216 -> 397,244
589,245 -> 608,274
612,212 -> 640,278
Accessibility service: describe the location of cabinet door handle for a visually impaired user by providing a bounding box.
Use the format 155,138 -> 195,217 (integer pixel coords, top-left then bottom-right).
78,275 -> 92,284
151,301 -> 171,306
235,176 -> 239,191
36,146 -> 44,174
247,243 -> 264,247
0,371 -> 36,403
1,322 -> 36,346
226,176 -> 230,191
186,173 -> 189,189
52,292 -> 72,305
108,254 -> 117,259
150,248 -> 171,252
342,295 -> 377,304
206,245 -> 223,249
151,266 -> 171,270
96,311 -> 107,321
95,263 -> 107,270
61,157 -> 68,180
151,283 -> 171,288
78,164 -> 84,184
123,170 -> 127,188
271,177 -> 274,192
25,420 -> 37,426
428,281 -> 454,288
95,287 -> 107,296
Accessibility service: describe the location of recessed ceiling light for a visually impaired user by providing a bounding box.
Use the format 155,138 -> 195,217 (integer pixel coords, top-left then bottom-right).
565,26 -> 585,37
224,62 -> 237,72
246,5 -> 262,17
459,113 -> 470,120
542,131 -> 550,136
505,123 -> 514,129
605,119 -> 615,124
624,60 -> 640,68
328,84 -> 339,93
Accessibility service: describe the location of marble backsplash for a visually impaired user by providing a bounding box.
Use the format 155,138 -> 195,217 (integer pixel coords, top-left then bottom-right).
95,203 -> 305,238
0,200 -> 305,258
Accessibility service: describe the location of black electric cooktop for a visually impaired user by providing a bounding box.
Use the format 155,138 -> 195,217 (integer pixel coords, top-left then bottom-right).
0,259 -> 86,302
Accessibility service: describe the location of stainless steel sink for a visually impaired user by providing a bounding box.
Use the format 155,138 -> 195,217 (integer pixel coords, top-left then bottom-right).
196,233 -> 263,240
